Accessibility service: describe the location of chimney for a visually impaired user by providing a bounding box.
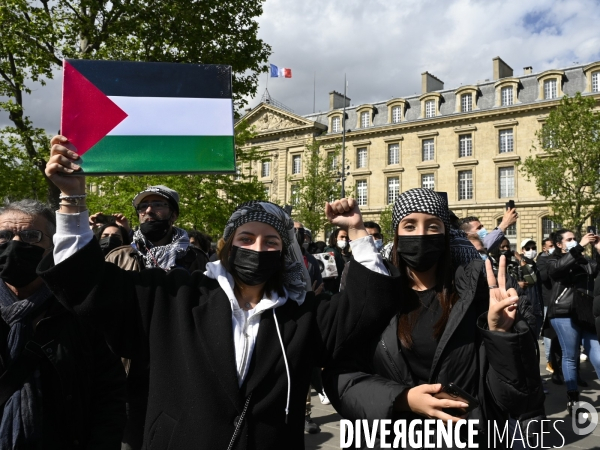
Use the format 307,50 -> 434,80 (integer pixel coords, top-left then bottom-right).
493,57 -> 513,80
421,72 -> 444,94
329,91 -> 350,110
523,66 -> 533,75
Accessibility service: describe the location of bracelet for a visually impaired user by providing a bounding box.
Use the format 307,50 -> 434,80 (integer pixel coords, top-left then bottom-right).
58,202 -> 87,208
59,194 -> 87,206
59,194 -> 86,200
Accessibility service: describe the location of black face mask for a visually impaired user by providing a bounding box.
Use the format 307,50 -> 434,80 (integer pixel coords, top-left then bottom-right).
501,249 -> 513,260
99,235 -> 123,256
140,218 -> 171,242
0,240 -> 45,288
228,246 -> 281,286
396,234 -> 445,272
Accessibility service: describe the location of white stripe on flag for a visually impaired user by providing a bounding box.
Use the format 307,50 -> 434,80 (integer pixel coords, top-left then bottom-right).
107,97 -> 234,136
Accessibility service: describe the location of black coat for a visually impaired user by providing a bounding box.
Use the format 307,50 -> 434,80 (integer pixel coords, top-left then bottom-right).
0,298 -> 126,450
547,245 -> 599,327
593,273 -> 600,340
536,253 -> 553,308
38,239 -> 400,450
322,259 -> 545,449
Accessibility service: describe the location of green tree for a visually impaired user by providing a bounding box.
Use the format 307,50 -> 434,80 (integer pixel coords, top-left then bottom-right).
86,120 -> 266,237
379,203 -> 394,244
287,141 -> 345,238
520,93 -> 600,236
0,0 -> 271,205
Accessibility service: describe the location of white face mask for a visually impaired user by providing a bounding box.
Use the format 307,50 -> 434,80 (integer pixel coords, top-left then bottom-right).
336,240 -> 348,250
374,239 -> 383,250
565,240 -> 577,251
547,247 -> 555,255
524,250 -> 537,260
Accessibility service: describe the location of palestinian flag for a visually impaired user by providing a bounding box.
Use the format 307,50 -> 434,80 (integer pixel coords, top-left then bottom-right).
61,59 -> 235,175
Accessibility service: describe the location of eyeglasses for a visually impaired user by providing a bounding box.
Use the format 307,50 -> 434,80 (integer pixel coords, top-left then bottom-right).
136,201 -> 170,213
0,229 -> 47,245
524,246 -> 537,251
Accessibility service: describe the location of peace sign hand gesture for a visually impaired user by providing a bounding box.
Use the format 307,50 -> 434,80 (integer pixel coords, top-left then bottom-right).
486,255 -> 519,332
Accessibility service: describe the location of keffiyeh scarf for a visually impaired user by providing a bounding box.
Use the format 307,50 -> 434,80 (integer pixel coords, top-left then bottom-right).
223,201 -> 311,304
0,281 -> 51,448
133,226 -> 190,270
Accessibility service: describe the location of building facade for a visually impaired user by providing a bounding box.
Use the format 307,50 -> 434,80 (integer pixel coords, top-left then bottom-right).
237,57 -> 600,244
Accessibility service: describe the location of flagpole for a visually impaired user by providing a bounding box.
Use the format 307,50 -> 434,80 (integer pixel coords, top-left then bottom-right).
313,72 -> 316,113
341,74 -> 347,198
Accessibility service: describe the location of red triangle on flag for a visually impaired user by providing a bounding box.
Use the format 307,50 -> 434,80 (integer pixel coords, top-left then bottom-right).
61,60 -> 128,155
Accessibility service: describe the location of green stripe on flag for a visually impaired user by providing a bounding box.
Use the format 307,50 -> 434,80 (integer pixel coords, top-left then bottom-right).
80,135 -> 235,174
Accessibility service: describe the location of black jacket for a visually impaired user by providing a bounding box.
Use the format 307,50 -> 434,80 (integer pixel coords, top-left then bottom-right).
38,239 -> 400,450
536,253 -> 553,308
547,245 -> 599,325
593,272 -> 600,340
0,298 -> 126,450
322,259 -> 545,449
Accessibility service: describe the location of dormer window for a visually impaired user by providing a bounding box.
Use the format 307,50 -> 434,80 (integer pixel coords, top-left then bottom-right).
583,62 -> 600,93
386,99 -> 406,124
537,70 -> 564,100
332,116 -> 341,133
419,93 -> 442,119
455,86 -> 479,113
501,86 -> 513,106
461,94 -> 472,112
494,78 -> 520,107
356,105 -> 375,129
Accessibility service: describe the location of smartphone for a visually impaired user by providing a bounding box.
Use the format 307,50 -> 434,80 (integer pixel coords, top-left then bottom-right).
436,382 -> 480,414
93,213 -> 110,224
505,200 -> 515,210
588,226 -> 597,235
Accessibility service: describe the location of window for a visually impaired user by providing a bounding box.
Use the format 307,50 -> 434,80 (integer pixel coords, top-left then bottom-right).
361,111 -> 370,128
501,86 -> 513,106
459,134 -> 472,158
593,72 -> 599,93
331,116 -> 341,133
357,180 -> 367,206
292,155 -> 301,174
356,147 -> 367,168
387,143 -> 400,165
542,217 -> 561,238
261,160 -> 270,178
461,94 -> 472,112
421,173 -> 435,190
544,79 -> 557,99
498,167 -> 515,198
235,165 -> 242,181
291,185 -> 300,205
327,151 -> 338,170
387,177 -> 400,205
497,217 -> 517,250
458,170 -> 473,200
422,139 -> 435,161
425,100 -> 435,118
499,129 -> 513,153
392,106 -> 401,123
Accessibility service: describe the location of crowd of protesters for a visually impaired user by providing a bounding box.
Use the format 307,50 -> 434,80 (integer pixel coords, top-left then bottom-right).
0,132 -> 596,449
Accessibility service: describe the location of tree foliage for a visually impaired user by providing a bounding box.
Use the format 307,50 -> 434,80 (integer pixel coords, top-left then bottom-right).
378,203 -> 394,244
287,141 -> 345,238
86,120 -> 266,237
0,0 -> 271,205
520,93 -> 600,236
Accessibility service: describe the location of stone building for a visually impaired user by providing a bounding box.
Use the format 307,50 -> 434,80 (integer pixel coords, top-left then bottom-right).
236,57 -> 600,244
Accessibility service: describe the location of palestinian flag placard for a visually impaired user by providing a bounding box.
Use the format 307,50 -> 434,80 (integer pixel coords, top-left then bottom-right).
61,59 -> 235,175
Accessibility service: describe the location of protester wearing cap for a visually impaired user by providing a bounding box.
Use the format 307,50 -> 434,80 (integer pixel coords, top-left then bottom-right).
323,188 -> 544,447
514,238 -> 544,337
42,135 -> 407,450
106,184 -> 208,274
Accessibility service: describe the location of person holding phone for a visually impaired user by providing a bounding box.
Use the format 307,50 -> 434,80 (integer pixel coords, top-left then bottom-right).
323,188 -> 544,447
547,228 -> 600,414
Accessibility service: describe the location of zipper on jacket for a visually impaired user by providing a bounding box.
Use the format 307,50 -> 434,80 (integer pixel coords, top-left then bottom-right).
380,339 -> 408,385
238,315 -> 251,378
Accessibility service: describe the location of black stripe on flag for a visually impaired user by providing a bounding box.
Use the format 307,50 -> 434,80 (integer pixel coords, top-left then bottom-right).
66,59 -> 232,99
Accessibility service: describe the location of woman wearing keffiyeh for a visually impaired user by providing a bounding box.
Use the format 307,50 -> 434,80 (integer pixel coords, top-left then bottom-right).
42,134 -> 406,450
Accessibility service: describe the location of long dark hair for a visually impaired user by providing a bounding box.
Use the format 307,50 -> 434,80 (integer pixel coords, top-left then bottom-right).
392,227 -> 458,348
219,230 -> 286,298
550,228 -> 571,256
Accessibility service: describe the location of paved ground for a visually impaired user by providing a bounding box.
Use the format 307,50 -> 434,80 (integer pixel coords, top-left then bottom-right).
304,340 -> 600,449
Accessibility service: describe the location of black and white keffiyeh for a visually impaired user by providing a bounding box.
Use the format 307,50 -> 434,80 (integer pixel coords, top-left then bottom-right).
223,201 -> 311,304
392,188 -> 451,232
391,188 -> 480,268
133,226 -> 190,270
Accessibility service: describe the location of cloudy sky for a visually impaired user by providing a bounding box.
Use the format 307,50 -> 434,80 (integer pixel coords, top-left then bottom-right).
3,0 -> 600,132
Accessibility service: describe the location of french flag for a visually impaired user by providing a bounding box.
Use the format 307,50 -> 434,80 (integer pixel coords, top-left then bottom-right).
270,64 -> 292,78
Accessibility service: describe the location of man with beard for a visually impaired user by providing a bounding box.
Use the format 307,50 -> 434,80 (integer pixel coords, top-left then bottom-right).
106,185 -> 208,273
105,185 -> 207,450
0,199 -> 125,449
